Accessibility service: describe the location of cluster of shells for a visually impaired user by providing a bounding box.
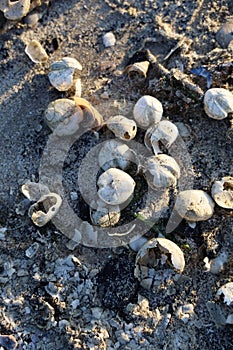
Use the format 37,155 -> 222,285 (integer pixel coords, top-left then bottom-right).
21,55 -> 233,292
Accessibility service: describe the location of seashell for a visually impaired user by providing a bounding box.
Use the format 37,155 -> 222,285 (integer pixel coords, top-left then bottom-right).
133,95 -> 163,129
203,251 -> 228,274
25,242 -> 40,258
73,97 -> 103,128
216,282 -> 233,306
48,57 -> 82,91
1,0 -> 30,20
103,32 -> 116,47
44,98 -> 83,135
21,181 -> 50,202
125,61 -> 150,79
144,154 -> 180,188
90,199 -> 120,227
98,139 -> 135,171
74,78 -> 82,97
211,176 -> 233,209
106,115 -> 137,141
144,120 -> 179,154
134,237 -> 185,290
28,192 -> 62,227
173,190 -> 215,223
204,88 -> 233,120
97,168 -> 135,205
25,40 -> 48,63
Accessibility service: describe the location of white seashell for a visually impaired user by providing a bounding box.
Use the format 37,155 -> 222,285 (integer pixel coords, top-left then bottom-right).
48,57 -> 82,91
73,97 -> 103,129
98,139 -> 135,171
144,154 -> 180,188
211,176 -> 233,209
204,88 -> 233,120
133,95 -> 163,129
216,282 -> 233,305
125,61 -> 150,79
74,78 -> 82,97
103,32 -> 116,47
90,199 -> 120,227
21,181 -> 50,202
174,190 -> 215,222
144,120 -> 179,154
106,115 -> 137,141
25,40 -> 48,63
1,0 -> 30,20
203,251 -> 228,274
134,237 -> 185,290
97,168 -> 135,205
28,193 -> 62,227
44,98 -> 83,134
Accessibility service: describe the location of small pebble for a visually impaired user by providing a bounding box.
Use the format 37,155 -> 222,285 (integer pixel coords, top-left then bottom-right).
25,242 -> 40,258
103,32 -> 116,47
216,21 -> 233,48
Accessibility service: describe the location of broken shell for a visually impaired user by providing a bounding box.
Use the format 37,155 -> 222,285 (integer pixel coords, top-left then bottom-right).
90,199 -> 120,227
98,139 -> 135,171
1,0 -> 30,20
103,32 -> 116,47
134,237 -> 185,290
106,115 -> 137,141
44,98 -> 83,135
204,88 -> 233,120
216,282 -> 233,305
97,168 -> 135,205
211,176 -> 233,209
133,95 -> 163,129
73,97 -> 103,129
28,193 -> 62,227
21,181 -> 50,202
48,57 -> 82,91
25,40 -> 48,63
144,154 -> 180,188
145,120 -> 179,154
125,61 -> 150,79
174,190 -> 215,223
74,78 -> 82,97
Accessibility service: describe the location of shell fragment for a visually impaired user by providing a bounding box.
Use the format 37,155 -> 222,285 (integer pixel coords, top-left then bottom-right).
25,40 -> 48,63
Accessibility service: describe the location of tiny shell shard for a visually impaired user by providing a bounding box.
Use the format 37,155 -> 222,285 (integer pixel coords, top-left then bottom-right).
211,176 -> 233,209
174,190 -> 215,222
48,57 -> 82,91
217,282 -> 233,305
107,115 -> 137,141
28,193 -> 62,227
25,40 -> 48,63
97,168 -> 135,205
98,139 -> 135,171
133,95 -> 163,129
134,237 -> 185,290
125,61 -> 150,79
103,32 -> 116,47
204,88 -> 233,120
144,154 -> 180,188
1,0 -> 30,20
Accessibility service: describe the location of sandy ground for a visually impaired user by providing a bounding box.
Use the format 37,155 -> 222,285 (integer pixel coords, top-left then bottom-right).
0,0 -> 233,349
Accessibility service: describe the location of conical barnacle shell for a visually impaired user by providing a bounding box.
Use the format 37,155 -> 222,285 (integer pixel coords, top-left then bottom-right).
90,199 -> 120,227
97,168 -> 135,205
73,97 -> 103,128
44,98 -> 83,135
1,0 -> 30,20
21,181 -> 50,202
216,282 -> 233,306
144,154 -> 180,188
211,176 -> 233,209
133,95 -> 163,129
134,237 -> 185,289
125,61 -> 150,78
145,120 -> 179,155
204,88 -> 233,120
28,193 -> 62,227
174,190 -> 215,222
106,115 -> 137,141
48,57 -> 82,91
98,140 -> 135,171
25,40 -> 48,63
